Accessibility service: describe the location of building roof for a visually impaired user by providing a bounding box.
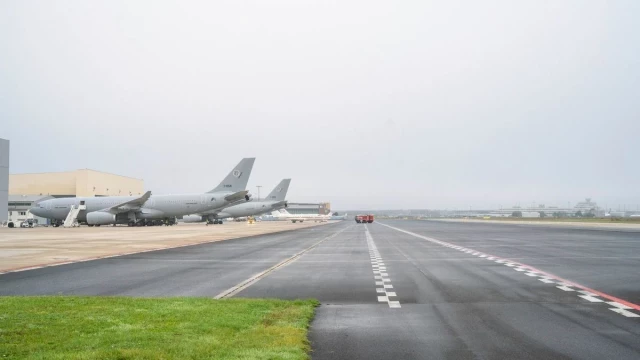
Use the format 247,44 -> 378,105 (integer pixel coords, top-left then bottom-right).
10,169 -> 142,181
8,195 -> 52,202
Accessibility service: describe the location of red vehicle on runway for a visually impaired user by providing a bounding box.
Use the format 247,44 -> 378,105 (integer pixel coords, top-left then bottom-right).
355,214 -> 374,223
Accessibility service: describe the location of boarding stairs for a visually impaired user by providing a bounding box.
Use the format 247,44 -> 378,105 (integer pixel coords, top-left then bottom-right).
63,203 -> 86,228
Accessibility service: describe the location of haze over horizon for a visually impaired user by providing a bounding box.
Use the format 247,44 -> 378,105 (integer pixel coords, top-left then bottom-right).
2,1 -> 638,210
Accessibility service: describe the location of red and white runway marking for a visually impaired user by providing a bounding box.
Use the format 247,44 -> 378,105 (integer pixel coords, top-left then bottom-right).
378,222 -> 640,319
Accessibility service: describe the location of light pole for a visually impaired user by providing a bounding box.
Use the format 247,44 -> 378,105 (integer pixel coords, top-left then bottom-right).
256,185 -> 262,201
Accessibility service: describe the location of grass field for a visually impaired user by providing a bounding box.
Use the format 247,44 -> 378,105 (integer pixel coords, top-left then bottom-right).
0,296 -> 319,360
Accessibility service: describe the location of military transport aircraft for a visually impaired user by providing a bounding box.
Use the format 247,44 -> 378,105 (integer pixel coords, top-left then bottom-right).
183,178 -> 291,224
30,158 -> 255,226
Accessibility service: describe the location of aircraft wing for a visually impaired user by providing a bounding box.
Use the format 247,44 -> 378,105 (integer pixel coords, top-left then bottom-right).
101,191 -> 152,214
224,190 -> 250,203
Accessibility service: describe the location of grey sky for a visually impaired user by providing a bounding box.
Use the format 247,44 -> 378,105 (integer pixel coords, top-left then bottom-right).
1,1 -> 639,210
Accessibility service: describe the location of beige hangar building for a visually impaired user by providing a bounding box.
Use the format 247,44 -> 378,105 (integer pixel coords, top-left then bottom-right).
6,169 -> 143,226
9,169 -> 144,198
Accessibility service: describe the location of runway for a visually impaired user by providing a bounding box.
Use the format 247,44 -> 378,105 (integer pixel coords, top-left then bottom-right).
1,220 -> 639,359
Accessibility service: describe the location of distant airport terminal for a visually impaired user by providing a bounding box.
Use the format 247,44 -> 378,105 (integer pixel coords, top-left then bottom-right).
349,198 -> 640,220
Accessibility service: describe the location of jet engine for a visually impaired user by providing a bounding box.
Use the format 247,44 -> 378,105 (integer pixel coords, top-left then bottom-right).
182,215 -> 205,223
87,212 -> 116,225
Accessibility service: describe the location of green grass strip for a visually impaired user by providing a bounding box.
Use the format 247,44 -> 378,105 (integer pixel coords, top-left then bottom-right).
0,296 -> 319,360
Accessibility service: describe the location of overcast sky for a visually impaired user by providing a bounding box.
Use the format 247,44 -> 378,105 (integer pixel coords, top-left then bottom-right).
1,1 -> 638,210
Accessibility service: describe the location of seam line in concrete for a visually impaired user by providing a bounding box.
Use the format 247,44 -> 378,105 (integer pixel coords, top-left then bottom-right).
214,224 -> 352,299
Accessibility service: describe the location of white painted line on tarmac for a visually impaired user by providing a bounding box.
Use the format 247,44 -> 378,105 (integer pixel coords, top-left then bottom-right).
556,285 -> 575,292
607,301 -> 632,310
579,295 -> 604,303
609,308 -> 640,318
214,224 -> 352,299
366,226 -> 400,309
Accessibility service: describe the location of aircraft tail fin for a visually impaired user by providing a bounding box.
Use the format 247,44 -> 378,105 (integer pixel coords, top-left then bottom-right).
208,158 -> 255,193
264,179 -> 291,202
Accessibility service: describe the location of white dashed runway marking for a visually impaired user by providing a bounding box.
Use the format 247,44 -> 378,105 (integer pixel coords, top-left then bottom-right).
365,226 -> 400,309
377,222 -> 640,319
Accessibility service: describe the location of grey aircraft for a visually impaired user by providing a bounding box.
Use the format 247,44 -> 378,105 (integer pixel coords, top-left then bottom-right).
183,178 -> 291,224
30,158 -> 255,226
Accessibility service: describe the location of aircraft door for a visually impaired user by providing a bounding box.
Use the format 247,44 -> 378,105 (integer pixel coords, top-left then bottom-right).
199,195 -> 206,211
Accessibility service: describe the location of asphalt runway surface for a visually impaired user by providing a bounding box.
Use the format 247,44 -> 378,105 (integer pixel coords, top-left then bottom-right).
1,220 -> 639,359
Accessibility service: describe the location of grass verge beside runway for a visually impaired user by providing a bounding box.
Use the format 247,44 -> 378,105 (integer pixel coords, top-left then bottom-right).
0,296 -> 318,360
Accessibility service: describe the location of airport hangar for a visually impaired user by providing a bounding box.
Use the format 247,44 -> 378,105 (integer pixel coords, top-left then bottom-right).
7,169 -> 144,226
0,138 -> 9,225
286,202 -> 331,215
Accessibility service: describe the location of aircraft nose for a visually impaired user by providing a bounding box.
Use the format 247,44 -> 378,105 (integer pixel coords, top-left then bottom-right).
30,205 -> 43,217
